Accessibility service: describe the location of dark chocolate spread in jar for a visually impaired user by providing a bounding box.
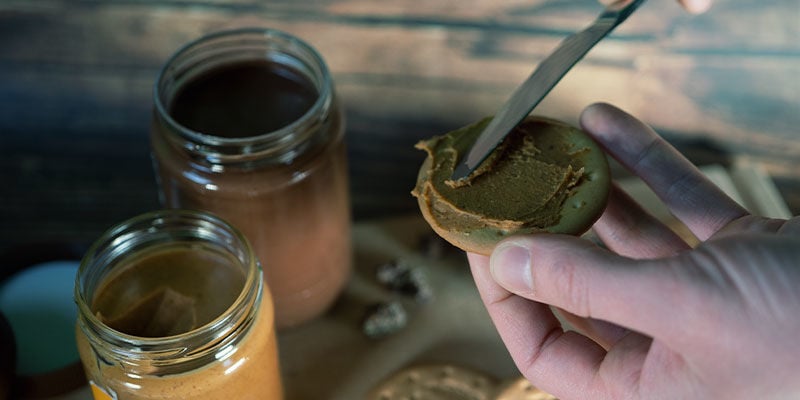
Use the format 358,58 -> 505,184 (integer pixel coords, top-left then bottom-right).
150,28 -> 351,329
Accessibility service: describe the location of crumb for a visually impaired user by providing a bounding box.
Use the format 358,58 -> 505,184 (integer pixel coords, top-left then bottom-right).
376,260 -> 433,303
362,301 -> 408,339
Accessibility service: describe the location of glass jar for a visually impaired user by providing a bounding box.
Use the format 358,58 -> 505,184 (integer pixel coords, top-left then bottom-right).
150,28 -> 352,328
74,210 -> 283,400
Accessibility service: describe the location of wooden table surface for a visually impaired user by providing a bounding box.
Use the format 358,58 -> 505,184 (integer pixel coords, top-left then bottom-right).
0,1 -> 798,398
1,0 -> 798,249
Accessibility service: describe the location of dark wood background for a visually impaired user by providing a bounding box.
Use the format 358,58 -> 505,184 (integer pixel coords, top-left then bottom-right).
1,0 -> 798,251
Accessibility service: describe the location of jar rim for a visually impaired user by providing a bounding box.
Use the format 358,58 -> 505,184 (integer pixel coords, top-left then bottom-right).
152,27 -> 334,161
74,209 -> 261,362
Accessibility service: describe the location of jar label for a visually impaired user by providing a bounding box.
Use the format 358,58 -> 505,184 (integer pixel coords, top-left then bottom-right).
90,381 -> 117,400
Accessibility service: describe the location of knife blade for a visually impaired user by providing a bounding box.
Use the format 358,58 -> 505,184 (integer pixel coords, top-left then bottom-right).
451,0 -> 647,181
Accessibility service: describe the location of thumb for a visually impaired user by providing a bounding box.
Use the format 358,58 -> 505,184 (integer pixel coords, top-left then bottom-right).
489,234 -> 695,344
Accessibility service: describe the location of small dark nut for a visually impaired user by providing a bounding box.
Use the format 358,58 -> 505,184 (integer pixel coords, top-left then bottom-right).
361,301 -> 408,339
376,260 -> 433,303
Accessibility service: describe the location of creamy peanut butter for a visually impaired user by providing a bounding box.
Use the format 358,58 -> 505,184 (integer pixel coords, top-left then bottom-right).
76,308 -> 280,400
76,242 -> 282,399
413,117 -> 586,233
412,116 -> 610,255
92,245 -> 243,337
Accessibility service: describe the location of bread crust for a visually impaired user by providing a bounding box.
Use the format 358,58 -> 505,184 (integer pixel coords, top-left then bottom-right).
413,116 -> 610,255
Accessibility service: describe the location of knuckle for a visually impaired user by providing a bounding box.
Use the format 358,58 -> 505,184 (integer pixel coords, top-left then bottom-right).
552,256 -> 592,317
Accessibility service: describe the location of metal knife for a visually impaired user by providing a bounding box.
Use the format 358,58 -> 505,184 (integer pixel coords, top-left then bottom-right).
451,0 -> 647,181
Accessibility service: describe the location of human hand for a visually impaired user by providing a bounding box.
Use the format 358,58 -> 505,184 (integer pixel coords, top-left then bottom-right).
600,0 -> 712,13
678,0 -> 711,14
468,103 -> 800,399
676,0 -> 712,13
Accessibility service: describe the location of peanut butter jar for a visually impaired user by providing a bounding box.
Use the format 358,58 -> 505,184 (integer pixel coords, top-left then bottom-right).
150,28 -> 352,328
74,210 -> 283,399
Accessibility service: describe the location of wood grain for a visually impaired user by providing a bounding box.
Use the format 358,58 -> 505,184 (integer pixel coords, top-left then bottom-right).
1,0 -> 798,249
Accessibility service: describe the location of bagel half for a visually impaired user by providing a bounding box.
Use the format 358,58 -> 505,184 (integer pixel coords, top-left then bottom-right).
412,116 -> 610,255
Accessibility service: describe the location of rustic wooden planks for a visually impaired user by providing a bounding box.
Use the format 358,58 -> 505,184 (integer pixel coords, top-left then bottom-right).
0,0 -> 798,248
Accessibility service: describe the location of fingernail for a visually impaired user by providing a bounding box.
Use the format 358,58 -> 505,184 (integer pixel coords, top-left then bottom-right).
490,243 -> 533,293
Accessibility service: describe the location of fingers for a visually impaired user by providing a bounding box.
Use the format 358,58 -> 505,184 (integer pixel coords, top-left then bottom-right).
560,183 -> 689,349
777,217 -> 800,236
580,103 -> 748,241
598,0 -> 711,13
555,308 -> 631,350
467,253 -> 608,398
488,234 -> 695,347
594,184 -> 691,258
678,0 -> 712,14
716,215 -> 798,238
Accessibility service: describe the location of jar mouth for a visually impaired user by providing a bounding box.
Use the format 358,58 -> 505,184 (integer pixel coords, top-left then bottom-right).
74,209 -> 260,362
153,27 -> 334,163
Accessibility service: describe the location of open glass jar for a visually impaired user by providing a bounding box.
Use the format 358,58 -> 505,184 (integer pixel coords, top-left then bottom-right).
74,209 -> 282,399
150,28 -> 352,328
